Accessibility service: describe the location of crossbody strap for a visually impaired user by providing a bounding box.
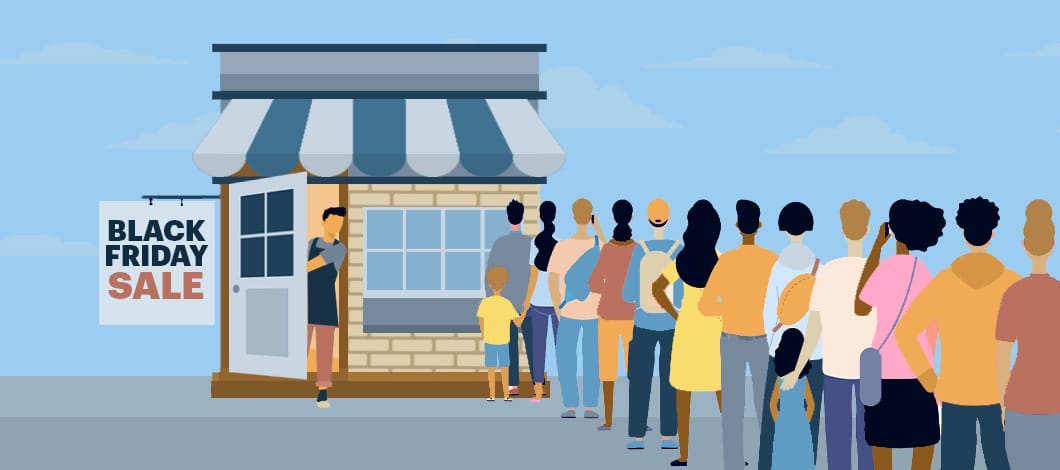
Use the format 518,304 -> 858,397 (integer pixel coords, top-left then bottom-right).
876,257 -> 918,349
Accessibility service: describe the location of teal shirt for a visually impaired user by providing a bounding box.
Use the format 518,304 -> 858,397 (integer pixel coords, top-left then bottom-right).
623,239 -> 683,331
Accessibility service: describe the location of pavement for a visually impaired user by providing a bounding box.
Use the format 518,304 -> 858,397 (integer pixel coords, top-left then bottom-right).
0,377 -> 992,469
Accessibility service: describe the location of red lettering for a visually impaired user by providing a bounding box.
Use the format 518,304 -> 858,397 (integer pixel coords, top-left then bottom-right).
108,272 -> 132,299
184,272 -> 204,300
133,272 -> 160,299
162,272 -> 180,299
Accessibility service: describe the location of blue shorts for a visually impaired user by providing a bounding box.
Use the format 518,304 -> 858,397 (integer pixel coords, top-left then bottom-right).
484,343 -> 509,368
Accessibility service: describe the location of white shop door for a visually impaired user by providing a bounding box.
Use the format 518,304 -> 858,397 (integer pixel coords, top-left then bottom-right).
229,172 -> 308,379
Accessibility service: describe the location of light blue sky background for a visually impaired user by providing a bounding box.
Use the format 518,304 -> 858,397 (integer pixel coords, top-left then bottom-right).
1,1 -> 1057,375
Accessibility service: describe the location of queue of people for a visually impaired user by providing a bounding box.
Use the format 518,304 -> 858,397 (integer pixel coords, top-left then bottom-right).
477,196 -> 1057,469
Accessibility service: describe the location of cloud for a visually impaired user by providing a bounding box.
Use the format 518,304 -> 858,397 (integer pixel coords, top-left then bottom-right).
441,38 -> 479,44
107,112 -> 219,150
0,235 -> 96,257
768,116 -> 954,155
647,47 -> 828,69
0,42 -> 186,65
540,67 -> 680,129
1008,43 -> 1060,57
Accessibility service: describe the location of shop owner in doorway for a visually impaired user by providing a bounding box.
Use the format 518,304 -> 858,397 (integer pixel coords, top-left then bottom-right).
306,207 -> 347,409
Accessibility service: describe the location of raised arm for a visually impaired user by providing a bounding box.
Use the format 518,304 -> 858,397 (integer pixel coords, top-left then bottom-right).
855,223 -> 891,315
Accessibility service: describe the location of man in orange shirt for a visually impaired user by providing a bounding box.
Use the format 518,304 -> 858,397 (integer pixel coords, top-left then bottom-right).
700,200 -> 778,470
897,197 -> 1019,470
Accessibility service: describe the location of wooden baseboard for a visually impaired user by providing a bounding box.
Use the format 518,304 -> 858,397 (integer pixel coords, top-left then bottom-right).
211,371 -> 551,398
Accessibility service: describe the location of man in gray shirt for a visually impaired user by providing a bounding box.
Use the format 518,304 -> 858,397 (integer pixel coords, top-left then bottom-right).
485,200 -> 533,396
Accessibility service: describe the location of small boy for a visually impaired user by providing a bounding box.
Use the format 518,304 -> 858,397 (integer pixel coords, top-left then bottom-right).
478,266 -> 527,402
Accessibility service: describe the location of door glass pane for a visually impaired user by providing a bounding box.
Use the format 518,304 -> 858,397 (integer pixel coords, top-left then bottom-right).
267,234 -> 294,277
241,194 -> 265,235
445,252 -> 481,291
267,189 -> 294,233
366,210 -> 402,249
406,210 -> 441,249
240,236 -> 265,278
484,210 -> 509,249
445,210 -> 481,249
366,252 -> 403,290
406,252 -> 441,290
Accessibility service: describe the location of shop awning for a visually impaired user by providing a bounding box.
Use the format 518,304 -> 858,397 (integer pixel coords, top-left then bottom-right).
193,99 -> 565,179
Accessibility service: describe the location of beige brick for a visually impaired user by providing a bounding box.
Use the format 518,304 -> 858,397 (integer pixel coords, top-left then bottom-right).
348,338 -> 390,352
371,184 -> 413,192
501,184 -> 540,193
347,221 -> 364,235
401,368 -> 437,373
479,194 -> 521,207
349,280 -> 363,293
347,250 -> 363,265
419,184 -> 455,192
478,341 -> 487,352
349,367 -> 386,373
414,333 -> 456,338
434,339 -> 478,352
392,339 -> 434,352
392,193 -> 434,206
348,193 -> 391,206
522,194 -> 542,208
523,208 -> 540,223
348,308 -> 363,323
348,184 -> 371,192
458,184 -> 499,193
349,236 -> 364,250
348,354 -> 368,367
370,354 -> 411,367
457,354 -> 484,368
414,354 -> 455,367
435,193 -> 478,206
375,333 -> 413,338
454,333 -> 480,338
347,207 -> 364,222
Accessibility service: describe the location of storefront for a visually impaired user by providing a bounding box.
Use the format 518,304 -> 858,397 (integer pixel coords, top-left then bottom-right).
193,44 -> 565,397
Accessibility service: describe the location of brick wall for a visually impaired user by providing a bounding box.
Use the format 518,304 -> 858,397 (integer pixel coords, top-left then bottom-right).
347,183 -> 541,373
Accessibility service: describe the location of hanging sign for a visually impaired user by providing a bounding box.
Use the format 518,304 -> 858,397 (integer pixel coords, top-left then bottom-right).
99,200 -> 215,325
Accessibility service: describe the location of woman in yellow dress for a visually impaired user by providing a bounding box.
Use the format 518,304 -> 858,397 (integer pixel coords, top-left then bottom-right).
651,199 -> 723,467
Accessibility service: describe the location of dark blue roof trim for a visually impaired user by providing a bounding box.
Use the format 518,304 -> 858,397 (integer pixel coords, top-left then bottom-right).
212,176 -> 548,185
213,91 -> 546,100
213,44 -> 546,53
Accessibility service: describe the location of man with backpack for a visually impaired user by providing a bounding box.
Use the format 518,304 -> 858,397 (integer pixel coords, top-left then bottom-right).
623,199 -> 683,450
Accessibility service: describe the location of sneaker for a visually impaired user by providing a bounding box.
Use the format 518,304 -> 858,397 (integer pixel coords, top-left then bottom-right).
626,440 -> 645,450
486,398 -> 496,402
584,410 -> 600,419
315,390 -> 329,409
596,425 -> 611,431
661,439 -> 678,450
670,459 -> 688,467
529,398 -> 541,403
508,386 -> 520,396
561,409 -> 577,419
503,397 -> 513,402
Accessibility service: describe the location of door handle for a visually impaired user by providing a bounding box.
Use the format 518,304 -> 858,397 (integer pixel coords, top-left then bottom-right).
232,284 -> 240,293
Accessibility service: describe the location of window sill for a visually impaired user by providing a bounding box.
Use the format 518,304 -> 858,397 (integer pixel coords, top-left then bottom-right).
363,298 -> 483,333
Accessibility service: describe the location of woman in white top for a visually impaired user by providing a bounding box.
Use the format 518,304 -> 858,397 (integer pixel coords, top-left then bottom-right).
523,201 -> 560,402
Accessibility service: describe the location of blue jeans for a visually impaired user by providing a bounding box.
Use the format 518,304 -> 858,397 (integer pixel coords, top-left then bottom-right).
529,305 -> 558,384
941,403 -> 1010,470
628,326 -> 676,438
557,317 -> 599,409
508,315 -> 533,387
823,375 -> 873,470
760,357 -> 823,470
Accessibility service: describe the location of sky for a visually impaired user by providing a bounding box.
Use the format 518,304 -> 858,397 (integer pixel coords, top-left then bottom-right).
0,1 -> 1058,375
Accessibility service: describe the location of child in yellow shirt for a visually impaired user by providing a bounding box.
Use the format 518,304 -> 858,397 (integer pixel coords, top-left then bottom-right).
478,266 -> 527,401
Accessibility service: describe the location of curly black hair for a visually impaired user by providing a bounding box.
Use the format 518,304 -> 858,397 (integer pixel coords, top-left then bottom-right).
612,200 -> 634,242
778,202 -> 814,236
774,329 -> 812,378
888,199 -> 946,252
533,201 -> 558,272
956,196 -> 1000,247
676,200 -> 721,289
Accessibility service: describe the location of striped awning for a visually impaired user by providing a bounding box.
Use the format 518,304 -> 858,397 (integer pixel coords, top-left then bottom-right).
193,99 -> 565,178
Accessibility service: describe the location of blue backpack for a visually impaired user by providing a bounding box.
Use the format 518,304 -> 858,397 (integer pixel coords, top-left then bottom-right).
559,236 -> 601,309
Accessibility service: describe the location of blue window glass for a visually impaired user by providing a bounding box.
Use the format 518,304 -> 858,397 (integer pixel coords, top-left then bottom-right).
484,210 -> 509,249
406,210 -> 441,249
241,236 -> 265,278
366,252 -> 403,290
266,234 -> 294,277
406,252 -> 441,290
366,210 -> 403,249
267,189 -> 294,233
445,252 -> 481,291
445,210 -> 481,249
241,194 -> 265,235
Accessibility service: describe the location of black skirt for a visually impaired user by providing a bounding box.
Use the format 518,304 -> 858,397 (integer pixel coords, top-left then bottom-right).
864,379 -> 940,448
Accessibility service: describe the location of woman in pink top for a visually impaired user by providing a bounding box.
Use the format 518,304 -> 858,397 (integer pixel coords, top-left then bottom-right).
589,200 -> 637,431
855,199 -> 945,470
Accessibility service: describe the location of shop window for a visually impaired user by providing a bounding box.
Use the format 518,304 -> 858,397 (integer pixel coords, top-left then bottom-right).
364,208 -> 507,298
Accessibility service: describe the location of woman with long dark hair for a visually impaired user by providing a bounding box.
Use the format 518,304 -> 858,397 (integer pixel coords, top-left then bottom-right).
522,201 -> 560,402
651,200 -> 723,467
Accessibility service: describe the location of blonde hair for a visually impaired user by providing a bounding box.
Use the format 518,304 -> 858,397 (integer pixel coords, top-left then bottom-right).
486,266 -> 509,291
840,199 -> 871,241
1024,199 -> 1054,256
572,198 -> 593,225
